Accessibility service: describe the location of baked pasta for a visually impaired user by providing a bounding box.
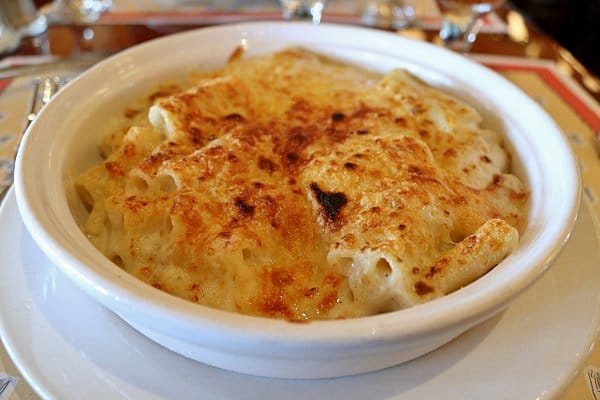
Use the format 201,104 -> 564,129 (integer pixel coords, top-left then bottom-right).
76,48 -> 528,320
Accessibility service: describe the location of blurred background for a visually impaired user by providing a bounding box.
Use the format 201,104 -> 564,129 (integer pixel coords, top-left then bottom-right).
511,0 -> 600,76
19,0 -> 600,77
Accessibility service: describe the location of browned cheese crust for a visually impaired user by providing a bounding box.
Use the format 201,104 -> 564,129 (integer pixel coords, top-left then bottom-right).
76,48 -> 528,320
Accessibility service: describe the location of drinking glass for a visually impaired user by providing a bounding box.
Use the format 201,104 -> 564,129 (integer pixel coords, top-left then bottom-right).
361,0 -> 415,30
46,0 -> 112,24
0,12 -> 21,55
0,0 -> 47,38
435,0 -> 506,53
278,0 -> 326,24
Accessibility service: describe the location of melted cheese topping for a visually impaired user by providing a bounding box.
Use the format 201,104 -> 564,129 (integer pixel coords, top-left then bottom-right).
76,48 -> 528,320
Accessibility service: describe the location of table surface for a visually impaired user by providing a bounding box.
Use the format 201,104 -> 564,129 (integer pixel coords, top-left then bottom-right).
1,1 -> 599,399
13,1 -> 600,102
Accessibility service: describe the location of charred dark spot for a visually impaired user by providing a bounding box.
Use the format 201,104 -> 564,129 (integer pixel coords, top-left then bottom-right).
395,117 -> 407,126
444,148 -> 457,157
104,161 -> 124,176
509,190 -> 528,201
398,224 -> 407,230
310,182 -> 348,222
331,112 -> 345,122
234,197 -> 255,217
414,281 -> 434,296
125,195 -> 148,206
426,258 -> 449,279
258,156 -> 278,173
189,127 -> 203,144
224,113 -> 245,122
343,162 -> 357,170
412,267 -> 420,274
140,152 -> 168,170
317,292 -> 339,313
452,195 -> 468,206
261,294 -> 291,318
227,152 -> 239,162
325,126 -> 349,143
356,129 -> 369,135
122,143 -> 135,157
217,231 -> 232,239
492,174 -> 503,185
408,165 -> 424,175
480,155 -> 491,163
285,152 -> 300,164
289,130 -> 308,145
252,182 -> 264,189
271,269 -> 295,287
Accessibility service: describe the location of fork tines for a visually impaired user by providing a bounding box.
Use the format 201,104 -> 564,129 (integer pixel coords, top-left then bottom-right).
26,76 -> 68,128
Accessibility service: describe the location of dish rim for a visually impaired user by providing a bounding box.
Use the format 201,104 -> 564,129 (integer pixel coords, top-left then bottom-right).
14,21 -> 582,349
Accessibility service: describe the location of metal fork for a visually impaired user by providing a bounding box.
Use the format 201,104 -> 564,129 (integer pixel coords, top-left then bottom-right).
25,76 -> 68,129
0,76 -> 67,202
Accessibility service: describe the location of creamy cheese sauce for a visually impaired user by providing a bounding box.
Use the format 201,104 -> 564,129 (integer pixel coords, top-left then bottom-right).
76,48 -> 528,320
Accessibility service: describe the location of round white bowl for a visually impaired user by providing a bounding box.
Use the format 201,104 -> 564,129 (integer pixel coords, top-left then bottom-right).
15,22 -> 581,379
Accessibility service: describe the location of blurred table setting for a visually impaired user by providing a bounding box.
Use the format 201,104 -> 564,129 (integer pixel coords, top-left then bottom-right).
1,1 -> 599,399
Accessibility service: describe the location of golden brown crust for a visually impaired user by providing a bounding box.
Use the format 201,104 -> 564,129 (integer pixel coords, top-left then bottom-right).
76,48 -> 528,320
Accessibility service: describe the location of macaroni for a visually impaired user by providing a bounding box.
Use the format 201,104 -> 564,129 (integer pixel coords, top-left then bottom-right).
76,48 -> 528,320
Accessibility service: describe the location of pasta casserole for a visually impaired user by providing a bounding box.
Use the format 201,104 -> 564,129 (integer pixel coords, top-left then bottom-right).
76,48 -> 528,320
